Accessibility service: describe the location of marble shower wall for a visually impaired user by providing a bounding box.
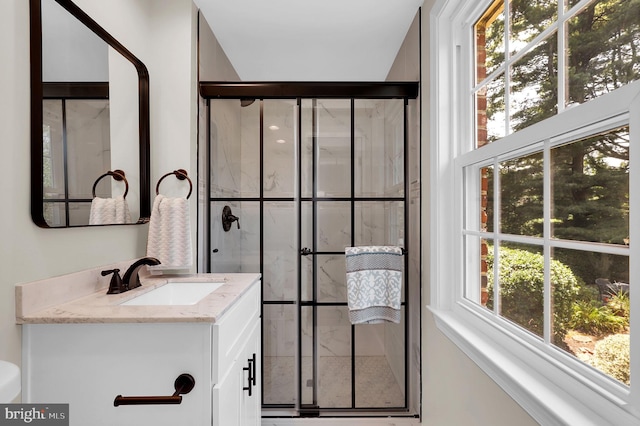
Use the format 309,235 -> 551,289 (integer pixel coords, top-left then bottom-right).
209,98 -> 416,372
209,100 -> 243,272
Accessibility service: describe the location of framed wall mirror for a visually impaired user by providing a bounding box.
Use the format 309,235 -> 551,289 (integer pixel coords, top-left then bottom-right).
30,0 -> 150,227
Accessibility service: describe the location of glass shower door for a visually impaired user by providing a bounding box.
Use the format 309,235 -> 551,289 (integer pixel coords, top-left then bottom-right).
298,98 -> 407,414
207,96 -> 412,416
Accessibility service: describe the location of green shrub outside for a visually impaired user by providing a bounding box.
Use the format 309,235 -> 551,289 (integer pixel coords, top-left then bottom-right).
607,290 -> 630,319
486,245 -> 580,344
568,300 -> 627,335
568,285 -> 629,335
592,334 -> 630,386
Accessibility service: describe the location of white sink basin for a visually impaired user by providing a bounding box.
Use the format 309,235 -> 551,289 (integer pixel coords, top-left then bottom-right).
0,360 -> 20,402
120,282 -> 224,306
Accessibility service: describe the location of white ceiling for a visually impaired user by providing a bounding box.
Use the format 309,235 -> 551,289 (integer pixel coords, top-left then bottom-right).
193,0 -> 423,81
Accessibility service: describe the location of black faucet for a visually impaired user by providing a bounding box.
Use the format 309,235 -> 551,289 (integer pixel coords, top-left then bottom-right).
122,257 -> 161,291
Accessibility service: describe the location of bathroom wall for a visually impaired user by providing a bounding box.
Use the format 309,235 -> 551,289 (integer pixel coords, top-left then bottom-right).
385,10 -> 421,410
197,13 -> 242,271
0,0 -> 198,373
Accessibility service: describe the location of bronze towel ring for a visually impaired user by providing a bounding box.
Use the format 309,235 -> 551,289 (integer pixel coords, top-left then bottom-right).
155,169 -> 192,199
92,170 -> 129,198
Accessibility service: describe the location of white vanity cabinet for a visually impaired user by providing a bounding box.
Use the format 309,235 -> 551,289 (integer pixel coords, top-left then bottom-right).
21,282 -> 260,426
213,315 -> 261,426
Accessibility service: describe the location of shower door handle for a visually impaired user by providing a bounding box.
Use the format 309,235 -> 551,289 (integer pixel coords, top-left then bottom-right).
300,248 -> 312,256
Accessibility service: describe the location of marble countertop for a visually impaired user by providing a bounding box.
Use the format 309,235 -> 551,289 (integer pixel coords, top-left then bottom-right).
16,271 -> 261,324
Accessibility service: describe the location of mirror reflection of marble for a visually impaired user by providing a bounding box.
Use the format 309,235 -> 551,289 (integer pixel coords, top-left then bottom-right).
30,0 -> 151,227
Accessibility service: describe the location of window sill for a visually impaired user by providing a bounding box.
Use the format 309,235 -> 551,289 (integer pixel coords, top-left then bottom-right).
428,304 -> 639,426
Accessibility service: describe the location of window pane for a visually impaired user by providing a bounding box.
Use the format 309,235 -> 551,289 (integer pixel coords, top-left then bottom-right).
551,127 -> 629,244
487,242 -> 544,338
499,152 -> 544,236
465,235 -> 492,307
475,3 -> 505,84
510,32 -> 558,132
509,0 -> 557,55
566,0 -> 640,108
552,248 -> 629,386
566,0 -> 581,9
485,165 -> 494,232
476,73 -> 506,146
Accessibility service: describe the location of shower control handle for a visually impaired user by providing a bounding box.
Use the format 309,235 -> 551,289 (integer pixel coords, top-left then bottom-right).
222,206 -> 240,232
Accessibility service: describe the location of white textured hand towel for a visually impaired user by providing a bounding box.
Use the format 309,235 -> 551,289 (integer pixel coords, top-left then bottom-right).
345,246 -> 403,324
146,194 -> 192,268
89,196 -> 131,225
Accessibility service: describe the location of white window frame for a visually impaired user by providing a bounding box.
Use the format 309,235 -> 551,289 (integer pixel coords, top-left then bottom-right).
428,0 -> 640,424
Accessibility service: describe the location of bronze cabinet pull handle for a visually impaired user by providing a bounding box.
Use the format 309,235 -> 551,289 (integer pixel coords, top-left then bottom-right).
242,353 -> 257,396
113,373 -> 195,406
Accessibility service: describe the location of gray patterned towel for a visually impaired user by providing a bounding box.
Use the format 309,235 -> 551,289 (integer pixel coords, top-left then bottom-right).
345,246 -> 403,324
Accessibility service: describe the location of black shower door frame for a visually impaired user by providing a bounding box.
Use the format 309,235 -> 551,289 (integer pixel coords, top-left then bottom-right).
200,82 -> 419,418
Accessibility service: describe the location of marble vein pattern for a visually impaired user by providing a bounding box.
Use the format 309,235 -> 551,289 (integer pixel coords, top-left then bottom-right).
15,264 -> 260,324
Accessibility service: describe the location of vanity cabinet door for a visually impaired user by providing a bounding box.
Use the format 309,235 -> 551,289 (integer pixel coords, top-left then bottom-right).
212,358 -> 241,425
239,318 -> 261,426
212,318 -> 261,426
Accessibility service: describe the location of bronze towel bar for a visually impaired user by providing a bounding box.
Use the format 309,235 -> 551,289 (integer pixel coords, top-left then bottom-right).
113,373 -> 195,407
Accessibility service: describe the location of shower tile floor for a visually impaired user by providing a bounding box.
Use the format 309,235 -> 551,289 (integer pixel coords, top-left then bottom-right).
263,356 -> 404,408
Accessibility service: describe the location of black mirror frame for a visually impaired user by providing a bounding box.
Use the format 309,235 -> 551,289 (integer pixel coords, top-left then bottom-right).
30,0 -> 151,227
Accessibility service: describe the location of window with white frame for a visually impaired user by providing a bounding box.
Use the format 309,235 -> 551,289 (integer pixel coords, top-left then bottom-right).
431,0 -> 640,424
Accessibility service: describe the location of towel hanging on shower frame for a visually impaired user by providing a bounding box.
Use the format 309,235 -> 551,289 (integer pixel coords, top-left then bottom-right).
345,246 -> 404,324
